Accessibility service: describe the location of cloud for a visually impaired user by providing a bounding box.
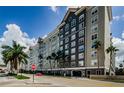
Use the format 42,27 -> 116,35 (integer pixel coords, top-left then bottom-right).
113,16 -> 120,21
50,6 -> 58,13
112,32 -> 124,66
0,24 -> 37,63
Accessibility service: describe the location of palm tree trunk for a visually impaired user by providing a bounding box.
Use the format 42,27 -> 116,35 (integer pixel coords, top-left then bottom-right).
97,49 -> 100,75
49,60 -> 52,75
109,52 -> 112,76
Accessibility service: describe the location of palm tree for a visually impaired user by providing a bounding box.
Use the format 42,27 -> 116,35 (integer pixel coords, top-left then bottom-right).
1,40 -> 29,74
106,45 -> 119,76
46,56 -> 52,72
93,41 -> 101,71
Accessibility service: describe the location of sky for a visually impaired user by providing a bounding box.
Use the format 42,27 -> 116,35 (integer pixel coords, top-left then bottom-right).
0,6 -> 124,66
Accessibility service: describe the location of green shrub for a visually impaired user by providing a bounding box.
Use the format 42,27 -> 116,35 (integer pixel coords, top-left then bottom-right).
15,75 -> 30,79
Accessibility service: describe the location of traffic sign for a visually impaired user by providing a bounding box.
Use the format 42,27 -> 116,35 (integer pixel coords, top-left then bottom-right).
32,64 -> 36,70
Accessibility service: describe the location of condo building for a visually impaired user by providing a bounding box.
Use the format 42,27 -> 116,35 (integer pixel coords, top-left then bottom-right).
26,6 -> 113,77
56,6 -> 112,77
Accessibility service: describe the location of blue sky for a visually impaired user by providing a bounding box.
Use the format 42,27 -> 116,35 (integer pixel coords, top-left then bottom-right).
0,6 -> 67,38
0,6 -> 123,39
0,6 -> 124,65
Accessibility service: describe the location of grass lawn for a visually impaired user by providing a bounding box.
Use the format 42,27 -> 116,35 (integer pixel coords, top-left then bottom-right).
15,75 -> 30,80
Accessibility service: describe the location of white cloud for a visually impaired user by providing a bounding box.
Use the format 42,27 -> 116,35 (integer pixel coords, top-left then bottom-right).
112,32 -> 124,66
50,6 -> 58,13
0,24 -> 37,63
113,16 -> 120,21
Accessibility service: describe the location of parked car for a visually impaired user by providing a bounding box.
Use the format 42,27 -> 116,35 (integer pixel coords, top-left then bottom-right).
35,73 -> 43,76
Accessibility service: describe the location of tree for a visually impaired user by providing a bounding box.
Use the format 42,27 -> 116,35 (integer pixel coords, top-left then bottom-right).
1,40 -> 29,74
46,56 -> 52,72
93,41 -> 101,71
106,45 -> 119,76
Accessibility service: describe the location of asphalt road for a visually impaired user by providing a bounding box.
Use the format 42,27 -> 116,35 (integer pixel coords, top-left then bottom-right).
0,74 -> 124,87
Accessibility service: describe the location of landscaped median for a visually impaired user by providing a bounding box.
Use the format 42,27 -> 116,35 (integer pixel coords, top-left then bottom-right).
90,75 -> 124,83
7,73 -> 30,80
14,75 -> 30,80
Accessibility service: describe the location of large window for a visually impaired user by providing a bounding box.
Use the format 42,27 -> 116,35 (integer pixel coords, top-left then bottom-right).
71,55 -> 76,61
71,41 -> 76,47
78,45 -> 84,52
79,30 -> 84,37
71,48 -> 76,54
79,14 -> 84,22
65,31 -> 69,35
79,22 -> 84,30
78,53 -> 84,59
71,27 -> 76,33
60,40 -> 63,45
65,37 -> 69,43
65,50 -> 69,55
78,38 -> 84,45
60,35 -> 63,39
78,60 -> 84,66
91,59 -> 97,66
71,34 -> 76,40
71,61 -> 76,67
65,24 -> 69,31
65,44 -> 69,49
71,19 -> 76,27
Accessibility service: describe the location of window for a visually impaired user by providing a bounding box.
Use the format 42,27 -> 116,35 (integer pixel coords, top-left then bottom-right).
71,55 -> 75,61
71,61 -> 76,67
78,45 -> 84,52
65,50 -> 69,55
91,59 -> 97,66
65,38 -> 69,43
79,30 -> 84,37
71,48 -> 76,54
65,44 -> 69,49
60,28 -> 63,35
71,41 -> 76,47
78,60 -> 84,66
91,7 -> 98,16
60,41 -> 63,45
65,24 -> 69,31
91,15 -> 98,25
78,53 -> 84,59
78,38 -> 84,45
91,25 -> 98,32
79,14 -> 84,22
71,27 -> 76,32
92,34 -> 97,40
71,19 -> 76,27
71,34 -> 76,40
79,22 -> 84,30
60,35 -> 63,39
91,51 -> 97,57
65,31 -> 69,35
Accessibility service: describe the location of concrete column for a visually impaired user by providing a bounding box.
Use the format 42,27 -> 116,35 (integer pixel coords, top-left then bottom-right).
71,70 -> 73,77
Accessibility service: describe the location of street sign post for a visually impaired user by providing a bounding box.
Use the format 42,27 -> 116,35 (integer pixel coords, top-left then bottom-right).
31,64 -> 36,83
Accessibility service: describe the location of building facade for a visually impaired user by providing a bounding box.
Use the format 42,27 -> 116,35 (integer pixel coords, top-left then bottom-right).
56,6 -> 112,77
25,6 -> 113,77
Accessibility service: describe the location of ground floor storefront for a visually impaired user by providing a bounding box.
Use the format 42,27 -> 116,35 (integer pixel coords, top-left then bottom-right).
42,67 -> 108,77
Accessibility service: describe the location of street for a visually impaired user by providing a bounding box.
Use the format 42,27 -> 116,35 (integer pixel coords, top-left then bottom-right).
0,73 -> 124,87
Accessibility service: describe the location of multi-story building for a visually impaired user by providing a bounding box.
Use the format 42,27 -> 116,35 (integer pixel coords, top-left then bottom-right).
56,6 -> 112,77
25,6 -> 113,77
38,28 -> 59,70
